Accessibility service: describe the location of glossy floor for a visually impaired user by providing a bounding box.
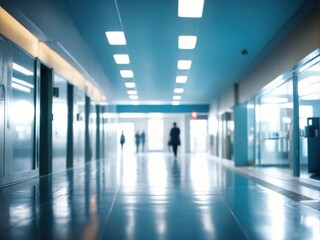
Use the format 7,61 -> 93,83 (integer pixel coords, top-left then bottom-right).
0,153 -> 320,239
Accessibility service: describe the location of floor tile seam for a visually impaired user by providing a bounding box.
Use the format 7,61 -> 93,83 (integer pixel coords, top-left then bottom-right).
218,159 -> 320,199
234,168 -> 320,198
220,194 -> 250,240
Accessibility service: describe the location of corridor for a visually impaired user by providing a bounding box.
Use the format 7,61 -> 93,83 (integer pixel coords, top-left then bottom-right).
0,153 -> 319,239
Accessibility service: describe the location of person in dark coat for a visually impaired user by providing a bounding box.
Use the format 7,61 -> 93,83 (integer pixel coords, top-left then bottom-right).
135,131 -> 140,153
169,122 -> 181,157
140,130 -> 146,152
120,131 -> 125,150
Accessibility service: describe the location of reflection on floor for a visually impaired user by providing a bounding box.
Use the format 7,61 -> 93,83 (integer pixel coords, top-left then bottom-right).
0,153 -> 320,239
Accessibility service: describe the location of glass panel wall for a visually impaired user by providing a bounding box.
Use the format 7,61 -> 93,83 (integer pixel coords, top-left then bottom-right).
0,39 -> 4,177
297,59 -> 320,176
247,99 -> 255,165
256,80 -> 293,170
11,47 -> 36,173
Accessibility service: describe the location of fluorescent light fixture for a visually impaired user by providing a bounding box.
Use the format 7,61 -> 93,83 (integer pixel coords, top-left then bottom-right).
120,70 -> 134,78
174,88 -> 184,94
177,60 -> 192,70
13,63 -> 33,76
125,82 -> 136,88
12,82 -> 31,92
129,95 -> 139,100
172,101 -> 180,105
113,54 -> 130,64
105,31 -> 126,45
178,0 -> 205,18
12,77 -> 34,88
176,76 -> 188,83
127,90 -> 137,95
132,101 -> 139,105
178,36 -> 197,49
173,95 -> 181,100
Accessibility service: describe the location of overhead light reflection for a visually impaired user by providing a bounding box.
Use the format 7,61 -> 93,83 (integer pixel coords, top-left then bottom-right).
13,63 -> 33,76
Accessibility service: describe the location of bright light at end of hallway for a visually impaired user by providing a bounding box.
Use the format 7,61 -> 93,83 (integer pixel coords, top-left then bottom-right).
178,0 -> 205,18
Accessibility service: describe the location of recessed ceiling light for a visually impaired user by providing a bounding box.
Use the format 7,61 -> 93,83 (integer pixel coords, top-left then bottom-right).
129,95 -> 139,100
178,36 -> 197,49
127,90 -> 137,95
105,31 -> 126,45
176,76 -> 188,83
120,70 -> 134,78
178,0 -> 204,18
173,95 -> 181,100
174,88 -> 184,94
177,60 -> 192,70
125,82 -> 136,88
172,101 -> 180,105
132,101 -> 139,105
113,54 -> 130,64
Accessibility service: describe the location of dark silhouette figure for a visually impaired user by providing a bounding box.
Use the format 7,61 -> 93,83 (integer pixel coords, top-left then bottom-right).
140,130 -> 146,152
120,131 -> 125,150
169,122 -> 181,157
135,131 -> 140,153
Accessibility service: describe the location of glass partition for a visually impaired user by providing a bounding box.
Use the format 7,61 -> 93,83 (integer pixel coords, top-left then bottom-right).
297,60 -> 320,176
11,47 -> 36,172
247,99 -> 255,165
256,80 -> 293,170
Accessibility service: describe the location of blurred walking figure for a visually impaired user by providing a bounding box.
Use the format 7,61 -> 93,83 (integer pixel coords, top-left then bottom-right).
140,130 -> 146,152
120,131 -> 125,150
169,122 -> 181,157
135,131 -> 140,153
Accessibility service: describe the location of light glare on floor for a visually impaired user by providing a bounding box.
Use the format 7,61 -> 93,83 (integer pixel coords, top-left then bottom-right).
105,31 -> 126,45
178,36 -> 197,49
178,0 -> 205,18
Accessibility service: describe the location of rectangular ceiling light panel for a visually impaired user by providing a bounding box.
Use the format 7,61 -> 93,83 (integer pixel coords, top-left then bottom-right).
174,88 -> 184,94
178,36 -> 197,49
105,31 -> 126,45
173,95 -> 182,100
177,60 -> 192,70
125,82 -> 136,88
129,95 -> 139,100
172,101 -> 180,105
113,54 -> 130,64
120,70 -> 134,78
176,76 -> 188,83
127,90 -> 137,95
178,0 -> 204,18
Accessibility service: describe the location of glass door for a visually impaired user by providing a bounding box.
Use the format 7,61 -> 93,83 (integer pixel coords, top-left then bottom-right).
256,80 -> 293,171
0,38 -> 4,179
297,59 -> 320,177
